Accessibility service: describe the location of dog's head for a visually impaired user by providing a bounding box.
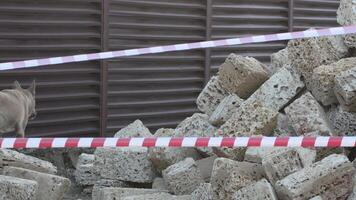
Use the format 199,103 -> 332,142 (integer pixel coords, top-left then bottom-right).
13,80 -> 36,120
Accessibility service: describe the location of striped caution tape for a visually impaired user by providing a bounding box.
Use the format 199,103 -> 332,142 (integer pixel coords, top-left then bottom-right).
0,136 -> 355,149
0,25 -> 356,71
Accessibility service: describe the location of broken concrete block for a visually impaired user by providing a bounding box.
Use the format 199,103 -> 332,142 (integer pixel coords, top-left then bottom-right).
310,196 -> 323,200
121,193 -> 190,200
337,0 -> 356,48
273,113 -> 296,136
196,156 -> 217,182
191,183 -> 213,200
196,76 -> 229,116
209,94 -> 244,126
152,177 -> 167,190
218,53 -> 269,99
211,158 -> 265,200
328,105 -> 356,136
275,154 -> 354,200
75,163 -> 99,186
311,58 -> 356,105
245,66 -> 305,111
3,166 -> 71,200
233,179 -> 278,200
0,149 -> 57,174
154,128 -> 175,137
334,66 -> 356,112
262,149 -> 305,184
244,147 -> 316,167
174,113 -> 217,137
219,102 -> 278,137
0,175 -> 38,200
288,35 -> 348,90
77,153 -> 95,166
114,119 -> 152,137
92,179 -> 128,200
270,48 -> 291,74
94,147 -> 155,183
285,92 -> 332,135
96,188 -> 166,200
162,158 -> 204,195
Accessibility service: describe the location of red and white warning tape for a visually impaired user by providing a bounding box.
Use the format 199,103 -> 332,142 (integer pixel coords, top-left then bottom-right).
0,136 -> 354,149
1,25 -> 356,71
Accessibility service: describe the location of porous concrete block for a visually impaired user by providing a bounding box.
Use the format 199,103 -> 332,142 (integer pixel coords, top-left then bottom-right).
262,148 -> 304,184
121,193 -> 191,200
77,153 -> 95,166
0,149 -> 57,174
233,179 -> 278,200
275,154 -> 355,200
285,92 -> 332,135
311,58 -> 356,105
162,158 -> 204,195
152,177 -> 167,190
191,183 -> 213,200
334,66 -> 356,112
245,66 -> 305,111
310,196 -> 323,200
273,113 -> 296,136
288,35 -> 348,89
196,76 -> 229,116
148,147 -> 201,172
244,147 -> 316,167
211,158 -> 265,200
114,119 -> 152,137
154,128 -> 175,137
96,188 -> 166,200
270,48 -> 290,74
337,0 -> 356,48
0,175 -> 38,200
94,147 -> 154,183
218,53 -> 269,99
75,163 -> 99,186
174,113 -> 217,137
209,94 -> 244,126
219,102 -> 278,137
3,166 -> 71,200
92,179 -> 128,200
328,105 -> 356,136
196,156 -> 217,182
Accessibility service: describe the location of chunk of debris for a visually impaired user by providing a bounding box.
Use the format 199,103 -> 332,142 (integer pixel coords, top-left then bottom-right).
218,53 -> 269,99
328,105 -> 356,136
0,175 -> 38,200
92,179 -> 128,200
334,66 -> 356,112
270,48 -> 291,74
285,92 -> 332,135
95,188 -> 166,200
196,155 -> 218,182
275,154 -> 354,200
114,119 -> 152,137
152,177 -> 168,191
196,76 -> 229,116
233,179 -> 278,200
191,183 -> 213,200
162,158 -> 204,195
311,58 -> 356,105
211,158 -> 264,200
121,193 -> 191,200
337,0 -> 356,48
209,94 -> 244,126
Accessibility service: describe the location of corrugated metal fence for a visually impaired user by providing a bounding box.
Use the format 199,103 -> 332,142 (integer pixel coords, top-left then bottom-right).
0,0 -> 340,137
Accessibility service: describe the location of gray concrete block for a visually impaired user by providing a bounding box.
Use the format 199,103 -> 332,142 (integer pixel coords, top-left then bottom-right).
97,188 -> 166,200
218,53 -> 269,99
209,94 -> 244,126
273,113 -> 296,136
0,175 -> 38,200
275,154 -> 354,200
76,153 -> 95,166
285,92 -> 332,135
0,149 -> 57,174
211,158 -> 265,200
121,193 -> 190,200
233,179 -> 278,200
311,58 -> 356,105
337,0 -> 356,48
152,177 -> 167,191
196,76 -> 229,116
75,163 -> 99,186
270,48 -> 290,74
3,166 -> 70,200
328,105 -> 356,136
196,156 -> 217,182
114,119 -> 152,137
334,66 -> 356,112
162,158 -> 204,195
94,147 -> 155,183
92,179 -> 128,200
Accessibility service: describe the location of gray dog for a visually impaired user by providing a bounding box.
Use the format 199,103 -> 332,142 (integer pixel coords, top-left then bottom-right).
0,80 -> 36,137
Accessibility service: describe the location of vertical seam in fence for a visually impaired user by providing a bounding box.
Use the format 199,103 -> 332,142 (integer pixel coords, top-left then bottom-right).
288,0 -> 294,32
100,0 -> 110,136
204,0 -> 213,85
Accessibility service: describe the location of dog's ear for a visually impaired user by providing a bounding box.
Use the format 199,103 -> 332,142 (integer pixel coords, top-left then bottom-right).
28,80 -> 36,96
13,81 -> 22,89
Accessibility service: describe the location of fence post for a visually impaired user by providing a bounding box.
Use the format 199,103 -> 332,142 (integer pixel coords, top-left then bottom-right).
204,0 -> 213,85
288,0 -> 294,32
100,0 -> 109,136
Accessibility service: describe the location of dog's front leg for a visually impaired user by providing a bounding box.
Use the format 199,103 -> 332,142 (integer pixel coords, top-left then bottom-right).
15,123 -> 25,138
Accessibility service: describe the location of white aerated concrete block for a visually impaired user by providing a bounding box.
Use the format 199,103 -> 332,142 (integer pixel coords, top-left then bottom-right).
0,175 -> 38,200
233,179 -> 278,200
209,94 -> 244,126
334,66 -> 356,112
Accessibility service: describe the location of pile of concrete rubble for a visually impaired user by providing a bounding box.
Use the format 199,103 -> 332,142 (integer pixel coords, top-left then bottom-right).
2,0 -> 356,199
